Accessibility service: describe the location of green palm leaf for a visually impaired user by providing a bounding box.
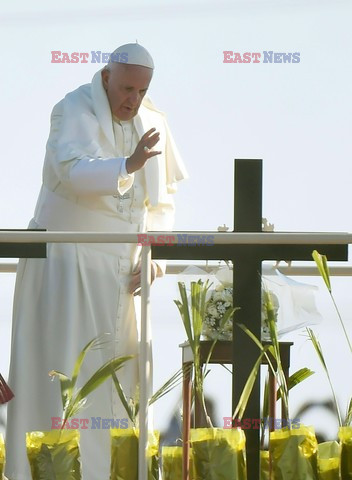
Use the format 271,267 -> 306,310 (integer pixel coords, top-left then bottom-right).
63,398 -> 87,419
111,371 -> 136,424
312,250 -> 352,354
263,288 -> 289,419
236,322 -> 280,421
48,370 -> 72,412
175,283 -> 194,351
232,348 -> 269,421
111,365 -> 190,425
306,327 -> 342,426
276,367 -> 314,400
49,335 -> 112,413
237,323 -> 276,372
312,250 -> 331,293
63,355 -> 133,422
174,279 -> 218,428
150,367 -> 187,405
345,397 -> 352,426
261,374 -> 269,447
70,335 -> 109,391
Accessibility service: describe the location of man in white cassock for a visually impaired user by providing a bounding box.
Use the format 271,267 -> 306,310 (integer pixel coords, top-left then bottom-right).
5,43 -> 187,479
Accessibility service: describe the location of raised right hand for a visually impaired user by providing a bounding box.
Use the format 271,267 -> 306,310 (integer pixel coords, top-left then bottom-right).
126,128 -> 161,174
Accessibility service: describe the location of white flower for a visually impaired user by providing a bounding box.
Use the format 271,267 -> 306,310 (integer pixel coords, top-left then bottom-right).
213,291 -> 225,302
217,302 -> 227,314
223,293 -> 233,303
207,305 -> 219,319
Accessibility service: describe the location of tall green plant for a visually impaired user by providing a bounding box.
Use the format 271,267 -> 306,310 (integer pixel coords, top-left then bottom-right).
308,250 -> 352,426
174,280 -> 235,428
264,289 -> 290,419
312,250 -> 352,354
306,327 -> 342,426
111,367 -> 189,426
234,288 -> 290,422
234,288 -> 314,429
49,335 -> 133,425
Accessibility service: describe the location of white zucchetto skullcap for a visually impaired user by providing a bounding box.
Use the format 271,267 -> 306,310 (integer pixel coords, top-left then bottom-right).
108,43 -> 154,69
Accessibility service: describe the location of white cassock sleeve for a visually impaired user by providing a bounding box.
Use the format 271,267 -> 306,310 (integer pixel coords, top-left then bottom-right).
47,97 -> 134,196
69,155 -> 133,196
117,158 -> 135,196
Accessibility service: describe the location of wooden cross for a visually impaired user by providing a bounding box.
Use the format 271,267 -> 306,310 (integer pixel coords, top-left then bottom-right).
0,229 -> 46,403
152,159 -> 348,479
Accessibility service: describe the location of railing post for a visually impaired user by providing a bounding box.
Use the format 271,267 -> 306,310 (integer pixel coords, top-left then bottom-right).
139,245 -> 151,480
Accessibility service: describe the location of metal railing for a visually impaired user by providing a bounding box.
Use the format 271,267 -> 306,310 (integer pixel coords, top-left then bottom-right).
4,262 -> 352,276
1,229 -> 352,479
1,230 -> 352,244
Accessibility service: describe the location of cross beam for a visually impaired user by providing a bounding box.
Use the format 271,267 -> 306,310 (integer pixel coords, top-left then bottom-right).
152,159 -> 348,479
0,229 -> 46,258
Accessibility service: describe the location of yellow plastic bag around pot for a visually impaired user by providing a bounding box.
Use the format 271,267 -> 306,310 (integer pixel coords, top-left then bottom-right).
26,430 -> 82,480
0,433 -> 5,480
110,428 -> 159,480
190,428 -> 247,480
339,426 -> 352,479
161,446 -> 195,480
270,425 -> 318,480
260,450 -> 270,480
317,441 -> 340,480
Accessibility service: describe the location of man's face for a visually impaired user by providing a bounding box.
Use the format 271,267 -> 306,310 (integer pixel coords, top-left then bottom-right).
101,63 -> 153,121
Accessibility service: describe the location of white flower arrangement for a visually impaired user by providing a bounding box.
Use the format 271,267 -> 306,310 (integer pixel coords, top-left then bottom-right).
202,282 -> 280,342
179,261 -> 322,341
202,284 -> 234,341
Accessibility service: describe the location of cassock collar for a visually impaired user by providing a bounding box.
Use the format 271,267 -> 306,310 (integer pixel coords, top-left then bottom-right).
91,70 -> 116,149
90,69 -> 188,206
90,69 -> 157,148
90,70 -> 161,206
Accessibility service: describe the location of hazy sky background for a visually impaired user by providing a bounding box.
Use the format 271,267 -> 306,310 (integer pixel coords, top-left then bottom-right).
1,0 -> 352,441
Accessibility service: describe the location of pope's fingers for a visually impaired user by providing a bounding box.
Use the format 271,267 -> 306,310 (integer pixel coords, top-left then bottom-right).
147,132 -> 160,147
142,133 -> 160,155
128,263 -> 157,294
128,273 -> 141,294
146,150 -> 162,158
142,131 -> 160,144
141,128 -> 157,139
